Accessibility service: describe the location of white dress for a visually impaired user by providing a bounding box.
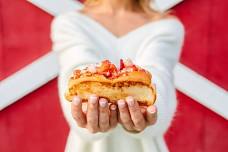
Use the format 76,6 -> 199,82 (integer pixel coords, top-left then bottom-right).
51,11 -> 185,152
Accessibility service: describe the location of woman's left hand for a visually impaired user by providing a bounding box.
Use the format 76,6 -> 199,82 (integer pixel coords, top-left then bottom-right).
117,96 -> 157,133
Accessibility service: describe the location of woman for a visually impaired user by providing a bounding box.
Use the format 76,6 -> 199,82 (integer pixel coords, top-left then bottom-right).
51,0 -> 185,152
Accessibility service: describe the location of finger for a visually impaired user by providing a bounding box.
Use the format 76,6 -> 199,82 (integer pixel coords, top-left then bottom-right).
146,105 -> 157,125
82,102 -> 87,113
99,98 -> 109,132
71,96 -> 86,127
140,106 -> 147,118
126,96 -> 146,131
87,94 -> 99,133
117,99 -> 134,131
109,104 -> 118,128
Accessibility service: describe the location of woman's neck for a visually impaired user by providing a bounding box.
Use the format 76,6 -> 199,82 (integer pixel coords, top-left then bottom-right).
99,0 -> 139,15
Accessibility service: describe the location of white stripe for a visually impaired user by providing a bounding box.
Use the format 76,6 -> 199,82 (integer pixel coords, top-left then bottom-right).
0,52 -> 58,110
174,64 -> 228,119
28,0 -> 83,16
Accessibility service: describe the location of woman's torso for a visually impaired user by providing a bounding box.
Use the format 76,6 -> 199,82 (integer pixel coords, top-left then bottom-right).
55,8 -> 183,152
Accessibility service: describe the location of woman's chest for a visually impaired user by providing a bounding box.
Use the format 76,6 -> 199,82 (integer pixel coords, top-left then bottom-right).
87,13 -> 150,38
91,36 -> 145,65
83,25 -> 150,63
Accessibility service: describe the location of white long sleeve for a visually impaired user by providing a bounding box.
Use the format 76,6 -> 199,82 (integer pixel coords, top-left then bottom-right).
51,15 -> 112,142
125,19 -> 185,139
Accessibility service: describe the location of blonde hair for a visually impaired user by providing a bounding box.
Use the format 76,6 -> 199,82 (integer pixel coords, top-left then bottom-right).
84,0 -> 159,15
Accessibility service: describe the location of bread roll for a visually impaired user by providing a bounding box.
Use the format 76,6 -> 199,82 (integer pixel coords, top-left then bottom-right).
65,59 -> 156,106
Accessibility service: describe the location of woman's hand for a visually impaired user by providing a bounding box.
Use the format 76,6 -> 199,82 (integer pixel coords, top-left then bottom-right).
117,96 -> 157,133
71,95 -> 118,133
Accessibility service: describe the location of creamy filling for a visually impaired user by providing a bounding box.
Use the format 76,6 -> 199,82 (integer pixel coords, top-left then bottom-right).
69,82 -> 154,103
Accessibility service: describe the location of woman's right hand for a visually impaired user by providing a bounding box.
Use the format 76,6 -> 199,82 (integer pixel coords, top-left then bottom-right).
71,95 -> 118,133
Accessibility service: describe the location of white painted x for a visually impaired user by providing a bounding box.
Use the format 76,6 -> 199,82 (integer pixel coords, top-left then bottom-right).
0,0 -> 227,120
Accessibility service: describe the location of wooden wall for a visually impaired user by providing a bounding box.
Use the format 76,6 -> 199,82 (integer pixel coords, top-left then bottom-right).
0,0 -> 227,151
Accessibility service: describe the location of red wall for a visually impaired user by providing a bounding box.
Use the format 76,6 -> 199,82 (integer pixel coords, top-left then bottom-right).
0,0 -> 227,152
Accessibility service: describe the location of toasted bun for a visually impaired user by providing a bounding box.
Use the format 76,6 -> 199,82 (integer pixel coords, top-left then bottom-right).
65,70 -> 156,106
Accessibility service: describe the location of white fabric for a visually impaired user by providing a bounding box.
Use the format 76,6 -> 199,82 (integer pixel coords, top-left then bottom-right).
51,11 -> 185,152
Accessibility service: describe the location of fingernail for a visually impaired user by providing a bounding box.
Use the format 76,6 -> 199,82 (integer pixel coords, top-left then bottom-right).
126,96 -> 134,106
72,96 -> 81,105
110,104 -> 117,110
99,98 -> 107,107
147,106 -> 156,114
89,94 -> 98,104
118,99 -> 125,108
141,108 -> 146,114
